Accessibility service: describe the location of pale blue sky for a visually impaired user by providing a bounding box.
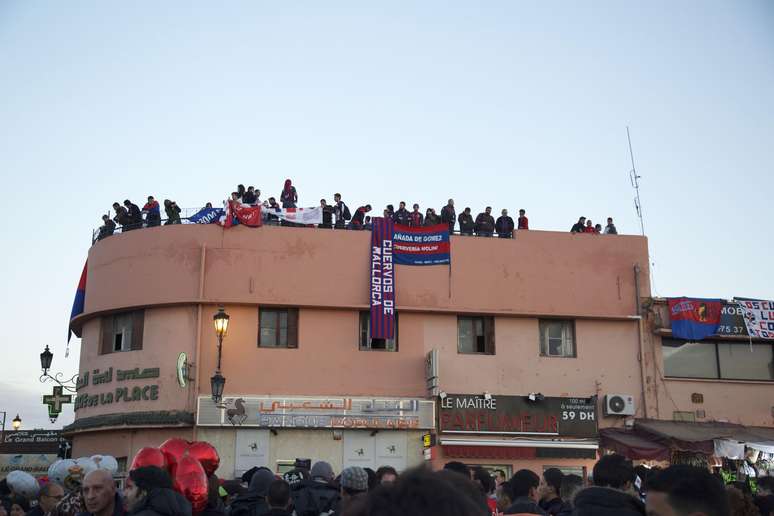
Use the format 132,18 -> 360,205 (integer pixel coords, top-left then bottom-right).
1,1 -> 772,429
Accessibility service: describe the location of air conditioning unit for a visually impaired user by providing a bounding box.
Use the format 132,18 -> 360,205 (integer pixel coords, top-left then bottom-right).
604,394 -> 635,416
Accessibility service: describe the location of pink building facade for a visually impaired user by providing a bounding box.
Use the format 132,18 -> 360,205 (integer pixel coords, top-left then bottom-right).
66,223 -> 773,478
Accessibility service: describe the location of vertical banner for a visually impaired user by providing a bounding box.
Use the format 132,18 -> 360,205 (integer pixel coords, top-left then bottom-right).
370,217 -> 395,339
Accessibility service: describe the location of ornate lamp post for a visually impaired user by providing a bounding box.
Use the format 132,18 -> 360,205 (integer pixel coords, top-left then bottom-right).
11,414 -> 21,430
211,307 -> 230,404
39,345 -> 77,392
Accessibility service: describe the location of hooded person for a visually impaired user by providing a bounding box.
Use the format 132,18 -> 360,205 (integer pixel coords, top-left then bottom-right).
122,466 -> 191,516
288,461 -> 340,516
228,468 -> 275,516
279,180 -> 297,209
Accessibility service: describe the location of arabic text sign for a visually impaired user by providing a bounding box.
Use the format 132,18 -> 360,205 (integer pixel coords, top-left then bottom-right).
196,396 -> 435,429
0,431 -> 65,454
392,224 -> 450,266
735,298 -> 774,340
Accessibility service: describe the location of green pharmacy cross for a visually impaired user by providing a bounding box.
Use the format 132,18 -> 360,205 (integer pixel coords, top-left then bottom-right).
43,386 -> 72,422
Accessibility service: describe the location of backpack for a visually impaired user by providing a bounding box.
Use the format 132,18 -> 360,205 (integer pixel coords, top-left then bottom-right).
292,484 -> 339,516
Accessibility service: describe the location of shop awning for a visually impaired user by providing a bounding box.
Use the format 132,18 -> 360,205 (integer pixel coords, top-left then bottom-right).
440,437 -> 598,460
598,428 -> 670,461
634,419 -> 774,456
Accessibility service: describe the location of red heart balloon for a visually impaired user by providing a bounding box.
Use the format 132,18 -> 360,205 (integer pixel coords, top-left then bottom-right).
130,447 -> 167,471
173,454 -> 208,514
188,442 -> 220,477
159,438 -> 191,473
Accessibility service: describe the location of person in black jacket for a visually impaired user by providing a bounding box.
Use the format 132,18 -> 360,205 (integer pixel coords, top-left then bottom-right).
123,200 -> 143,231
288,462 -> 339,516
458,208 -> 475,236
97,215 -> 117,241
332,193 -> 351,229
228,468 -> 274,516
570,216 -> 586,233
474,207 -> 495,237
495,209 -> 514,238
392,202 -> 410,226
318,199 -> 334,229
503,470 -> 547,515
440,199 -> 456,234
424,208 -> 441,226
112,202 -> 131,229
645,465 -> 729,516
263,481 -> 291,516
572,454 -> 645,516
538,468 -> 564,515
123,467 -> 190,516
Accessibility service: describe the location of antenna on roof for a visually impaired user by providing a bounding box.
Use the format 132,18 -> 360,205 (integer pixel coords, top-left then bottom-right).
627,126 -> 645,236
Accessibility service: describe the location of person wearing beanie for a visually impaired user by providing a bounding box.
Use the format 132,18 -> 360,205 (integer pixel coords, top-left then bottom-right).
123,466 -> 191,516
288,462 -> 339,516
331,467 -> 368,516
228,468 -> 274,516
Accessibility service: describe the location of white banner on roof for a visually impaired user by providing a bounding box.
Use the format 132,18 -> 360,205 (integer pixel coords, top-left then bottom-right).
734,298 -> 774,340
276,207 -> 323,225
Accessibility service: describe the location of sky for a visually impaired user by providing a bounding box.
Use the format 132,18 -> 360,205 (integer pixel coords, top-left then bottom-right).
0,1 -> 772,430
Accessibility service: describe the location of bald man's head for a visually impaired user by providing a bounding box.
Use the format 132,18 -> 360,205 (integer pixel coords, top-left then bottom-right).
83,470 -> 115,516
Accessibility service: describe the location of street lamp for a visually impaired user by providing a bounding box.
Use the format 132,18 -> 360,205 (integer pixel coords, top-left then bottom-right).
40,346 -> 53,375
211,307 -> 229,403
210,372 -> 226,404
11,415 -> 21,431
39,345 -> 77,393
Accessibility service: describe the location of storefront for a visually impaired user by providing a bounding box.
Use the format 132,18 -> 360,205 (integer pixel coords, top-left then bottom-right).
599,419 -> 774,480
0,430 -> 67,479
195,395 -> 435,477
430,394 -> 599,477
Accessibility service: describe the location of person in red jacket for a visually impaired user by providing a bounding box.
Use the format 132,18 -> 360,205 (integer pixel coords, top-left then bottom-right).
584,220 -> 597,233
409,203 -> 424,227
517,209 -> 529,230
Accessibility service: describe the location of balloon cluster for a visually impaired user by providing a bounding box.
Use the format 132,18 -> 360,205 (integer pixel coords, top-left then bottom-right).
46,455 -> 119,491
129,438 -> 219,514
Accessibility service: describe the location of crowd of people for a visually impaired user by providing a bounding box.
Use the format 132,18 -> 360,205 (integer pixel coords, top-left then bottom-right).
2,452 -> 773,516
95,180 -> 619,241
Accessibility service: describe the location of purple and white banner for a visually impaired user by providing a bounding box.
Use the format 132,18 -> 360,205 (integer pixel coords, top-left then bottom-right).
370,217 -> 395,339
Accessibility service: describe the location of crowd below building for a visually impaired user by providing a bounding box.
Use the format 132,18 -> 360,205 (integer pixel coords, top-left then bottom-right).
95,180 -> 619,242
2,449 -> 772,516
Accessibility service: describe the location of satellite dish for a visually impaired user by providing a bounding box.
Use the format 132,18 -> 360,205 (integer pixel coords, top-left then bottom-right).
177,352 -> 188,388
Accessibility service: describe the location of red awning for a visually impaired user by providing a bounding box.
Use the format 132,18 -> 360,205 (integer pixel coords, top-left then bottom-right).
443,445 -> 537,460
599,428 -> 670,461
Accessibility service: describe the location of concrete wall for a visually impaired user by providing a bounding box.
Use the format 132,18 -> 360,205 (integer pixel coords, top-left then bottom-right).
79,224 -> 650,319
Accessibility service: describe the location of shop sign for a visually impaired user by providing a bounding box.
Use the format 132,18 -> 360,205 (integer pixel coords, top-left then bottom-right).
0,431 -> 65,454
439,394 -> 597,438
0,454 -> 58,478
716,302 -> 749,336
74,367 -> 161,411
197,396 -> 435,430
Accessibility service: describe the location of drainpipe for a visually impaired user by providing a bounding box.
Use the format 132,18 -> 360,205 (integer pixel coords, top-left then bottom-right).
634,264 -> 649,419
192,244 -> 206,440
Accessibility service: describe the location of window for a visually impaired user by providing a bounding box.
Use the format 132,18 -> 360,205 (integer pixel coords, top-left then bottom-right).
539,320 -> 575,357
359,312 -> 397,351
662,338 -> 774,381
100,311 -> 144,354
662,339 -> 717,378
457,316 -> 495,354
259,308 -> 298,348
